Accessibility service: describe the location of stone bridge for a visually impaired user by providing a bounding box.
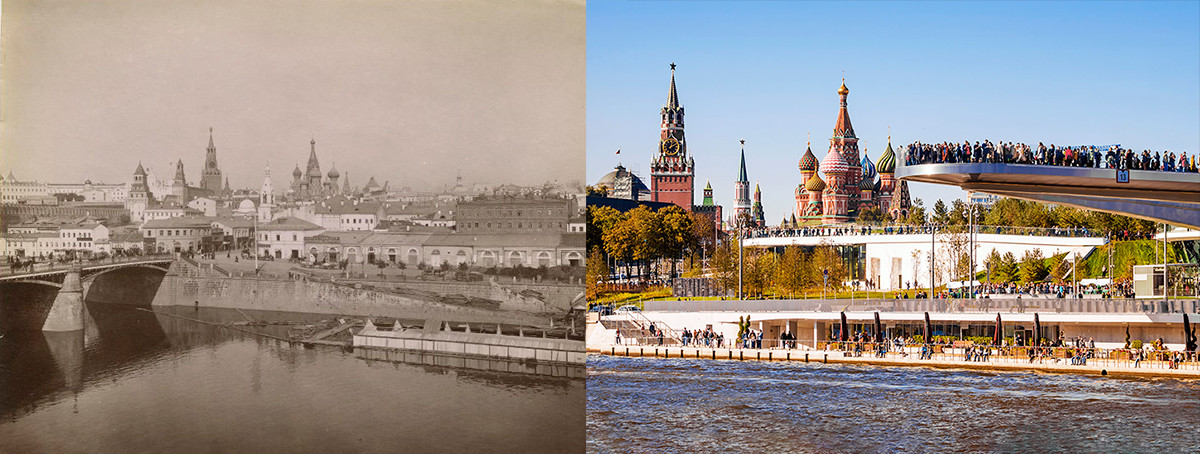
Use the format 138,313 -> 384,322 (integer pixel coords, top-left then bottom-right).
0,257 -> 175,332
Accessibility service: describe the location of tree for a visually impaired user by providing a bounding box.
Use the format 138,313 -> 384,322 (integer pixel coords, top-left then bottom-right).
602,212 -> 636,279
587,205 -> 624,254
586,246 -> 610,300
904,207 -> 926,225
376,260 -> 388,277
690,211 -> 717,258
709,239 -> 738,296
743,249 -> 775,298
658,205 -> 696,278
856,206 -> 886,224
1019,248 -> 1048,284
774,246 -> 806,298
932,199 -> 950,225
811,242 -> 846,293
626,206 -> 663,280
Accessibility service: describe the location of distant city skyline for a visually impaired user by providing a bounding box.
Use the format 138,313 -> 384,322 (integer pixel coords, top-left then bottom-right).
1,0 -> 585,190
587,1 -> 1200,223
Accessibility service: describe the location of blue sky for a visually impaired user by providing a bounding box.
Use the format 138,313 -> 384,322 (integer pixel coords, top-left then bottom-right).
586,1 -> 1200,223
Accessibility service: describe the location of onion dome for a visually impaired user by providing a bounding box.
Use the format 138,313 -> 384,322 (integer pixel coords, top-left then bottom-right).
837,80 -> 849,96
805,173 -> 827,192
820,148 -> 850,174
876,139 -> 896,174
859,176 -> 875,191
327,163 -> 340,179
860,152 -> 877,180
799,144 -> 818,172
292,165 -> 303,178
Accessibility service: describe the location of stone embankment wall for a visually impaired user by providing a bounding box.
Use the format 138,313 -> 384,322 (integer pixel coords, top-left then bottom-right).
151,262 -> 546,326
374,280 -> 583,311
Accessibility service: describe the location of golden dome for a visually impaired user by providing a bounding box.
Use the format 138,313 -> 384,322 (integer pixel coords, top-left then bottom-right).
837,79 -> 849,96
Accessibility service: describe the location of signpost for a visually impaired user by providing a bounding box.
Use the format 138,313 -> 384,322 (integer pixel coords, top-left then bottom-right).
823,269 -> 828,300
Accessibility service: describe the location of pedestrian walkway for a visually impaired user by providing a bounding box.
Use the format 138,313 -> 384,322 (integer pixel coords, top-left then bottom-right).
588,344 -> 1200,379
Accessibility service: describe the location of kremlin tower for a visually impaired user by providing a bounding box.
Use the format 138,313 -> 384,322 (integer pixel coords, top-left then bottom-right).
649,64 -> 695,209
733,140 -> 751,223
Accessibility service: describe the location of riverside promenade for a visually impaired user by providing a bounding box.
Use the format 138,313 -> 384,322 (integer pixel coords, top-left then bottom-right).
587,343 -> 1200,379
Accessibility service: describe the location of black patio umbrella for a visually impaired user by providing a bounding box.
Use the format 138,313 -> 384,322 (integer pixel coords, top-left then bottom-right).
1185,313 -> 1197,352
924,312 -> 932,344
874,311 -> 884,344
839,311 -> 849,342
993,313 -> 1002,346
1033,312 -> 1042,347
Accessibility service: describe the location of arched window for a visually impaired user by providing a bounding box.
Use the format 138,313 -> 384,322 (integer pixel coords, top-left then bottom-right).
407,248 -> 419,266
456,250 -> 467,265
508,251 -> 523,267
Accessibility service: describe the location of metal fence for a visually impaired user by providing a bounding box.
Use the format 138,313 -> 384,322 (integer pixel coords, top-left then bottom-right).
642,297 -> 1200,315
603,338 -> 1200,372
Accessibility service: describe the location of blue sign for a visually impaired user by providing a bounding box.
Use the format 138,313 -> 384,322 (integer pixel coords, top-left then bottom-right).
1116,169 -> 1130,183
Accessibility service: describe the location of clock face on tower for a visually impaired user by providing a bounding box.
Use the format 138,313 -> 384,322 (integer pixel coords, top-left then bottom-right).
662,137 -> 681,157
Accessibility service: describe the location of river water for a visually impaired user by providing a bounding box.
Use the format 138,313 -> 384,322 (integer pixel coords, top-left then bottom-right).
587,355 -> 1200,453
0,303 -> 584,453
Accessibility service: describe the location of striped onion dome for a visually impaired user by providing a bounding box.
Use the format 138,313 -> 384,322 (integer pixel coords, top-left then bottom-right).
861,153 -> 877,180
805,173 -> 827,192
876,140 -> 896,174
820,148 -> 851,174
859,175 -> 875,191
799,145 -> 819,172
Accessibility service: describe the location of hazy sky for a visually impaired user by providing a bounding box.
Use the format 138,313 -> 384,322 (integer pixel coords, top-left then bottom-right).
587,1 -> 1200,223
2,0 -> 584,190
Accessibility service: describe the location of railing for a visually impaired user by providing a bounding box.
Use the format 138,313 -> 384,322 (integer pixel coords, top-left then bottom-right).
604,338 -> 1200,372
743,224 -> 1106,240
0,254 -> 174,278
622,311 -> 684,346
642,297 -> 1200,315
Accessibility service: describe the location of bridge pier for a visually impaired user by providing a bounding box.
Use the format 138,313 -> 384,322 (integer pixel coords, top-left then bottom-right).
43,267 -> 85,332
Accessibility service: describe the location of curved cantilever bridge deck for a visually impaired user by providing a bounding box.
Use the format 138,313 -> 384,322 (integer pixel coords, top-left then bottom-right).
895,162 -> 1200,228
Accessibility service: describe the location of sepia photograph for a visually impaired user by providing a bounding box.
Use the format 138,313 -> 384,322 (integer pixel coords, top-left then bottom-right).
0,0 -> 585,452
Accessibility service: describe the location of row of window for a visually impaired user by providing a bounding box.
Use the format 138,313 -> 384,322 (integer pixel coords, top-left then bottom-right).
460,207 -> 566,218
462,221 -> 566,230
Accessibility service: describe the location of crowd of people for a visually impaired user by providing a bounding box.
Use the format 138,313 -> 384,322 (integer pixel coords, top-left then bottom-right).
743,224 -> 1104,241
904,140 -> 1198,172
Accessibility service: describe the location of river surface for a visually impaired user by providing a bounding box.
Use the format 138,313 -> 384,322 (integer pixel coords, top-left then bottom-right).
0,303 -> 584,453
587,355 -> 1200,453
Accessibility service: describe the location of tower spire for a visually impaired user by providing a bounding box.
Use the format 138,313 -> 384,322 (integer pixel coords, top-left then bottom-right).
667,62 -> 679,108
738,139 -> 748,183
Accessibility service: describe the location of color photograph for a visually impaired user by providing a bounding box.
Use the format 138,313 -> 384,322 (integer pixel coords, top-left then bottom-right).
584,2 -> 1200,452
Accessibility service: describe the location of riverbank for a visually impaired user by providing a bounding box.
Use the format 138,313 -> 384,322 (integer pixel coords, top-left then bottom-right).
149,260 -> 572,329
587,344 -> 1200,379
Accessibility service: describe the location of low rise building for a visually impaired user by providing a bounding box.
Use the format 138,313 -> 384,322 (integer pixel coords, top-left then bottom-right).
257,217 -> 325,260
141,217 -> 214,254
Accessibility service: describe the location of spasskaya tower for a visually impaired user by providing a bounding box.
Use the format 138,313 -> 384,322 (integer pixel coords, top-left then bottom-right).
650,63 -> 695,210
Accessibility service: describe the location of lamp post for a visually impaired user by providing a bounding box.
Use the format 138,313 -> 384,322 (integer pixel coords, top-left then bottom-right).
737,216 -> 744,300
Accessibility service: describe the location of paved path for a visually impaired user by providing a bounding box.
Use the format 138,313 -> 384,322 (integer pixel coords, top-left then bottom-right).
588,344 -> 1200,379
